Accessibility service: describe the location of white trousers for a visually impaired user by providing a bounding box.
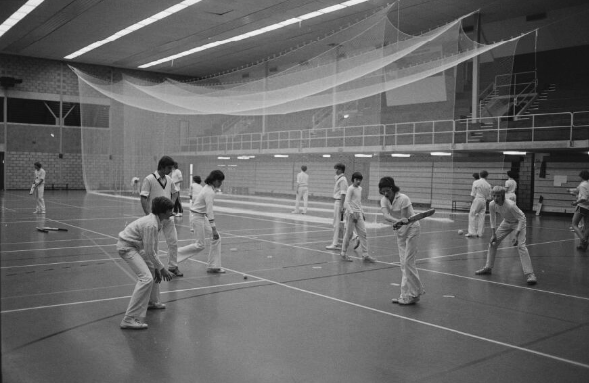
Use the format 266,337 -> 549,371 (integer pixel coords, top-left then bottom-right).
468,198 -> 487,236
161,217 -> 178,268
34,185 -> 45,212
294,186 -> 309,213
177,213 -> 222,269
119,247 -> 160,320
485,220 -> 534,275
342,212 -> 368,256
396,225 -> 425,301
330,200 -> 345,246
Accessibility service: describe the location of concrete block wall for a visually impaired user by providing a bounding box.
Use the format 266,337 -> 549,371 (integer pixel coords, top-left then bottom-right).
7,151 -> 84,189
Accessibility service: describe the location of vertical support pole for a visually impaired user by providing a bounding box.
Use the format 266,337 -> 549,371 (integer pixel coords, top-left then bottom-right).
471,13 -> 481,121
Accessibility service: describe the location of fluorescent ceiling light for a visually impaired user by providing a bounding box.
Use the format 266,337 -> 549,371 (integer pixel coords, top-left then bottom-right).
354,154 -> 373,158
65,0 -> 203,59
237,155 -> 255,160
391,153 -> 410,157
228,164 -> 237,167
322,154 -> 331,158
218,156 -> 230,160
139,0 -> 367,69
503,151 -> 527,155
274,154 -> 289,158
431,152 -> 452,156
0,0 -> 45,39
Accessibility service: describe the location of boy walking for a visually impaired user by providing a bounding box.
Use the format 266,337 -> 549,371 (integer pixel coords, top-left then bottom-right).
292,165 -> 309,214
118,197 -> 174,329
340,172 -> 375,263
466,170 -> 492,237
326,163 -> 348,250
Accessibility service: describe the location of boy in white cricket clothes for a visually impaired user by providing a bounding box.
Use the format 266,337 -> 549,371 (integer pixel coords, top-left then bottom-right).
292,165 -> 309,214
118,197 -> 174,329
326,163 -> 348,250
466,170 -> 492,237
379,177 -> 425,305
569,170 -> 589,250
475,186 -> 537,285
505,170 -> 517,202
171,161 -> 183,216
141,156 -> 182,277
177,170 -> 225,273
340,172 -> 375,263
32,162 -> 46,214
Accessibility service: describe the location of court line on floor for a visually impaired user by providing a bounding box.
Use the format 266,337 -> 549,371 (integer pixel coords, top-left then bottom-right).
173,256 -> 589,370
0,280 -> 264,314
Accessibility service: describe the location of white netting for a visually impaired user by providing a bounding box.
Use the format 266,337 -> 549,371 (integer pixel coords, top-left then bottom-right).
76,5 -> 525,196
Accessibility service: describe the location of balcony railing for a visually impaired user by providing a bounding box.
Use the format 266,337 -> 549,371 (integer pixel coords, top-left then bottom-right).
180,111 -> 589,154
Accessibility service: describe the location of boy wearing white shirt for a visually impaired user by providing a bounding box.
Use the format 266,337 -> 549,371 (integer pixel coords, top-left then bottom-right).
466,170 -> 492,237
171,162 -> 184,216
475,186 -> 537,285
141,156 -> 182,277
32,162 -> 46,214
326,163 -> 348,250
118,197 -> 174,329
505,170 -> 517,202
177,170 -> 225,273
292,165 -> 309,214
340,172 -> 375,263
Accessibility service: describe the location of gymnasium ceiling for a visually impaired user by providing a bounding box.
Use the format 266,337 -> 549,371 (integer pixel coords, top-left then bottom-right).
0,0 -> 588,78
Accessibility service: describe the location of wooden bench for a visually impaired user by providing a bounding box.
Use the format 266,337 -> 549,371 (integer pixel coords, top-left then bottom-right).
49,183 -> 69,190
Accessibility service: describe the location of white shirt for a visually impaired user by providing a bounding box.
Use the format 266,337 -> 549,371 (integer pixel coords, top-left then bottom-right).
505,178 -> 517,194
171,169 -> 183,186
471,178 -> 492,200
489,199 -> 526,232
576,180 -> 589,209
296,171 -> 309,188
117,213 -> 164,270
190,184 -> 217,225
190,183 -> 203,200
141,171 -> 178,213
35,168 -> 46,187
344,185 -> 363,213
333,174 -> 348,200
380,193 -> 418,235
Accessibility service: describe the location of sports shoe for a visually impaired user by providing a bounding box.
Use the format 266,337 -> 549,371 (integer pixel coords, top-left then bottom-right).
168,267 -> 183,277
475,267 -> 492,275
576,240 -> 588,251
391,298 -> 417,305
207,268 -> 226,274
465,233 -> 476,238
526,273 -> 537,285
120,318 -> 148,329
291,210 -> 299,214
147,302 -> 166,310
340,253 -> 353,262
363,255 -> 376,263
326,244 -> 342,250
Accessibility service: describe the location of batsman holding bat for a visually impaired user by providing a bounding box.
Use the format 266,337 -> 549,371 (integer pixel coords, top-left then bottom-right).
475,186 -> 537,285
379,176 -> 425,305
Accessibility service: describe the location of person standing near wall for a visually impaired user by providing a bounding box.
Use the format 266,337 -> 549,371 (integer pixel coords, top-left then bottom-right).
171,162 -> 183,217
131,176 -> 140,194
32,162 -> 46,214
141,156 -> 182,277
466,170 -> 492,238
292,165 -> 309,214
326,163 -> 348,250
569,170 -> 589,251
505,170 -> 517,202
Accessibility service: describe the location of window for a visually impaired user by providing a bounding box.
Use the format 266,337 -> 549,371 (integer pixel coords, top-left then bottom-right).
7,98 -> 59,125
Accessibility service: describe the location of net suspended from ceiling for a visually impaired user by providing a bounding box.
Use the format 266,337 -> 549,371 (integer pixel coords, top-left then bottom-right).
74,3 -> 527,194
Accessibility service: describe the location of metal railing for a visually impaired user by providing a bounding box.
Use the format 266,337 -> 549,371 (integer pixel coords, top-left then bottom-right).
182,111 -> 588,154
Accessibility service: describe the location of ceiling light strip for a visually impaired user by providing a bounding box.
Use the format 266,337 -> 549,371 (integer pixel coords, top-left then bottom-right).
138,0 -> 370,69
64,0 -> 203,60
0,0 -> 45,39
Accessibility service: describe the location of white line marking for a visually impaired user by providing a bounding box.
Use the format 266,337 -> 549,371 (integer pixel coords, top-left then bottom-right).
0,280 -> 262,314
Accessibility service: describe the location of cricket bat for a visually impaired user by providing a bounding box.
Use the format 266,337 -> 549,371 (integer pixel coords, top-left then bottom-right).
42,227 -> 69,231
535,195 -> 543,216
29,183 -> 36,195
393,209 -> 435,230
36,227 -> 49,233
